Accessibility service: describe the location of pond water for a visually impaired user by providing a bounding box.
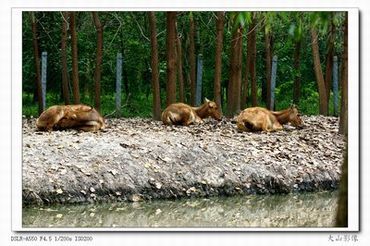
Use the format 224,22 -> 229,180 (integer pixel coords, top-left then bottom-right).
23,191 -> 338,228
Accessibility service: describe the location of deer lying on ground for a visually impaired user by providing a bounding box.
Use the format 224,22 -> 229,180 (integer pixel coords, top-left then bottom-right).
162,98 -> 222,126
236,105 -> 303,132
36,104 -> 106,132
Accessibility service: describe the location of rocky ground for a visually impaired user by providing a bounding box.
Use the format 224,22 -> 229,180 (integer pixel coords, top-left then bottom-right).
22,116 -> 345,205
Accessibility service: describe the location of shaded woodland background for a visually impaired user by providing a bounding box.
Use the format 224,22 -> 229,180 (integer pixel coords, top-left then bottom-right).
22,11 -> 350,226
22,11 -> 348,134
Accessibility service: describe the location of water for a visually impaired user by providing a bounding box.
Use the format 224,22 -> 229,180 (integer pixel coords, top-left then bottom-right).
23,191 -> 338,228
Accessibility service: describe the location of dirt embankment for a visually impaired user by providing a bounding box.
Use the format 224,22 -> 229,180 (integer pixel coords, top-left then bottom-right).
22,116 -> 345,205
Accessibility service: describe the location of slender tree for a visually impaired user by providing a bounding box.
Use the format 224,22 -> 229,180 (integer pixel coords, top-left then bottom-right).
188,13 -> 196,106
119,26 -> 129,97
241,30 -> 251,107
61,12 -> 70,105
241,13 -> 258,108
30,12 -> 43,115
148,12 -> 161,120
176,32 -> 185,102
339,12 -> 348,135
336,145 -> 348,227
227,20 -> 243,116
214,11 -> 224,113
249,14 -> 258,106
236,26 -> 244,111
264,17 -> 273,109
69,12 -> 80,104
290,13 -> 303,105
166,12 -> 177,106
293,38 -> 302,105
311,26 -> 328,115
92,12 -> 104,113
325,13 -> 336,109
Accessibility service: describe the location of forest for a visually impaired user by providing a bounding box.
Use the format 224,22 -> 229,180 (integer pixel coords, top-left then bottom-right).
21,11 -> 350,228
22,11 -> 348,133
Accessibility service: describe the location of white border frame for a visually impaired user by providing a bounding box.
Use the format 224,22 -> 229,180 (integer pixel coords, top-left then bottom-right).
11,7 -> 359,232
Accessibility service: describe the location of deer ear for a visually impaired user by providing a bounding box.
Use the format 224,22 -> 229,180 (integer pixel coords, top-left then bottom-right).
204,98 -> 210,103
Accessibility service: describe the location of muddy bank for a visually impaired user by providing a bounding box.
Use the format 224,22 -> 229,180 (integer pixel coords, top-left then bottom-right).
22,116 -> 345,205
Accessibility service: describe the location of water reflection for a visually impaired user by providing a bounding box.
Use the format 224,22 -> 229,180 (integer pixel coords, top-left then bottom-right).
23,191 -> 338,228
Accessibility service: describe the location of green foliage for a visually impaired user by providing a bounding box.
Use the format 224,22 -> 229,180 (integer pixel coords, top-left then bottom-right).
309,12 -> 331,35
22,11 -> 346,118
236,12 -> 252,28
288,15 -> 303,42
275,80 -> 319,115
263,12 -> 275,34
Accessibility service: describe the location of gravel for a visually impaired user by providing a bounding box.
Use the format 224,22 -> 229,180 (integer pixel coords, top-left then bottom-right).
22,116 -> 345,205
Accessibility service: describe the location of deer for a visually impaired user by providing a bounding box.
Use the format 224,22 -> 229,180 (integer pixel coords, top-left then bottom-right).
36,104 -> 106,132
161,98 -> 222,126
236,105 -> 304,132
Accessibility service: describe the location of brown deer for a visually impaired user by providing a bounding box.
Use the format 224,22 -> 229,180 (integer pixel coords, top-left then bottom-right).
36,104 -> 106,132
236,105 -> 303,132
162,98 -> 222,126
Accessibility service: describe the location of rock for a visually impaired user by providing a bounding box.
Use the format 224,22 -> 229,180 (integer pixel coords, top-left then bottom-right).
55,189 -> 63,194
155,182 -> 162,190
130,194 -> 142,202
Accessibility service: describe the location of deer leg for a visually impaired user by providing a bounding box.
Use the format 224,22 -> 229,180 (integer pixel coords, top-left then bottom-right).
191,109 -> 203,124
37,109 -> 66,131
168,112 -> 182,125
236,120 -> 246,131
194,115 -> 203,124
78,126 -> 99,132
264,114 -> 282,132
241,120 -> 254,132
272,122 -> 283,131
185,117 -> 197,126
77,121 -> 101,132
184,111 -> 195,125
263,117 -> 272,132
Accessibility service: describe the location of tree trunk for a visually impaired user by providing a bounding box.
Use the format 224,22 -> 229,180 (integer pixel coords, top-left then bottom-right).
310,27 -> 328,115
120,28 -> 129,97
148,12 -> 162,121
166,12 -> 177,106
265,29 -> 272,109
227,25 -> 243,116
30,13 -> 43,115
250,15 -> 258,107
92,12 -> 103,113
189,13 -> 196,106
176,33 -> 185,102
293,39 -> 302,105
325,14 -> 336,111
241,27 -> 251,109
336,144 -> 348,227
69,12 -> 80,104
339,13 -> 348,135
61,12 -> 70,105
236,27 -> 243,112
214,12 -> 224,113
